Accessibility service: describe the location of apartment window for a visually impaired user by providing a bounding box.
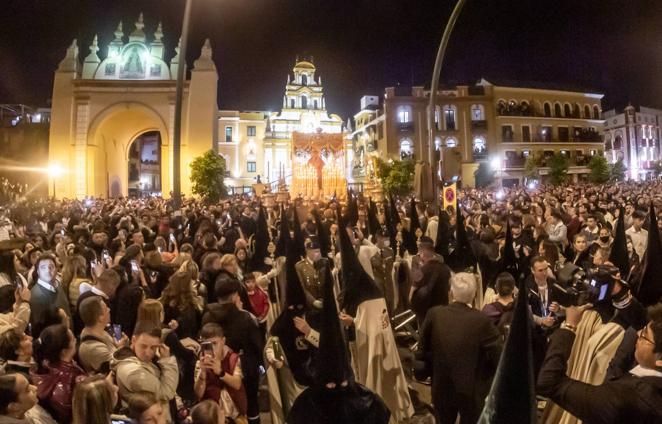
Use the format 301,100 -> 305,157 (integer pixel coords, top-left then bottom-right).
564,104 -> 571,117
301,96 -> 308,109
247,126 -> 256,137
400,138 -> 413,159
593,106 -> 600,120
544,103 -> 552,117
225,127 -> 233,142
471,104 -> 484,121
444,106 -> 456,130
397,107 -> 411,123
541,126 -> 552,142
446,138 -> 458,148
554,103 -> 562,117
522,125 -> 531,142
290,99 -> 295,108
313,100 -> 318,109
584,105 -> 592,119
501,125 -> 514,142
247,162 -> 256,173
558,127 -> 569,141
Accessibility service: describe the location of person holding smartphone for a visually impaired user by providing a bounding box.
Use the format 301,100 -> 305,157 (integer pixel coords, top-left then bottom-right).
78,296 -> 128,373
194,323 -> 247,422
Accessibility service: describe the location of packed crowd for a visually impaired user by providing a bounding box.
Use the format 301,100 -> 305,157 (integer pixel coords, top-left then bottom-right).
0,180 -> 658,423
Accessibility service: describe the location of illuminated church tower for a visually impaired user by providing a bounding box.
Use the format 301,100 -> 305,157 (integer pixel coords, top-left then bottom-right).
263,56 -> 344,182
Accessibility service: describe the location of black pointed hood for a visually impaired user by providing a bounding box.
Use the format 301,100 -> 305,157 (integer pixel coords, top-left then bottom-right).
269,237 -> 317,387
274,204 -> 290,258
448,207 -> 477,273
337,205 -> 383,316
478,275 -> 536,423
248,205 -> 270,272
609,207 -> 629,279
635,202 -> 662,306
499,220 -> 518,280
384,196 -> 399,253
435,209 -> 451,259
311,208 -> 331,258
315,262 -> 354,387
405,197 -> 420,254
346,190 -> 359,227
367,199 -> 379,239
292,205 -> 306,261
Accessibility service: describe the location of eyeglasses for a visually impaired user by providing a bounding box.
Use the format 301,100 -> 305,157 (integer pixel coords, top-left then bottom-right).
638,328 -> 655,346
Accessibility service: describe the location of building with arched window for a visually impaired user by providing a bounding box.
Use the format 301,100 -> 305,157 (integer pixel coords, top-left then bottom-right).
349,78 -> 605,187
603,105 -> 662,180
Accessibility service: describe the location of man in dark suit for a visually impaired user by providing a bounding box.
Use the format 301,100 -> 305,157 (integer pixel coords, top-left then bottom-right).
526,255 -> 565,374
419,272 -> 502,424
410,237 -> 451,326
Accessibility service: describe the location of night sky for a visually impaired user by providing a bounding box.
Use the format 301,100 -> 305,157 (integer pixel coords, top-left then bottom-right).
2,0 -> 662,119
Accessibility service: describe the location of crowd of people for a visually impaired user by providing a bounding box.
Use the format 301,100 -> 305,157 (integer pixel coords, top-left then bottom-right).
0,179 -> 659,423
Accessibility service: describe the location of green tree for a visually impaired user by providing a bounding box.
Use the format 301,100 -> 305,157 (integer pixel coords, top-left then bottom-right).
374,158 -> 415,195
610,158 -> 627,182
524,156 -> 540,182
473,162 -> 495,188
189,149 -> 227,203
548,153 -> 569,186
587,155 -> 610,183
651,160 -> 662,177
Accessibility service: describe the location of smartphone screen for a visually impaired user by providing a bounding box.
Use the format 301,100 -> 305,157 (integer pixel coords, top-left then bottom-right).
200,341 -> 215,358
112,324 -> 122,342
169,233 -> 175,242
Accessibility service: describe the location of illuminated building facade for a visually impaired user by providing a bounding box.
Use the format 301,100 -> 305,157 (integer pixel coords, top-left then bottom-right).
603,105 -> 662,180
48,14 -> 218,198
217,57 -> 346,191
351,79 -> 605,187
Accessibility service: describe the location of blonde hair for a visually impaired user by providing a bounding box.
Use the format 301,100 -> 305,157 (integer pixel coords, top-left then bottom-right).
219,254 -> 237,270
72,375 -> 115,424
178,259 -> 199,281
137,299 -> 164,327
160,271 -> 197,312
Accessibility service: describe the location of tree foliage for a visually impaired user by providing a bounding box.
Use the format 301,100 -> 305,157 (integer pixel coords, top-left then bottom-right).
474,162 -> 495,188
524,156 -> 540,182
548,153 -> 569,186
587,155 -> 610,183
190,149 -> 227,203
610,158 -> 627,182
375,158 -> 415,196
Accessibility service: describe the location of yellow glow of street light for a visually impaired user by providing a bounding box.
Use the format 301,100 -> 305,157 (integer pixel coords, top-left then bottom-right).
48,164 -> 63,177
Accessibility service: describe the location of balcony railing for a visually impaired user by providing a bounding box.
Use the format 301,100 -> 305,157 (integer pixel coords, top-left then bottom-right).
472,120 -> 488,130
398,122 -> 414,132
500,138 -> 603,144
473,150 -> 488,161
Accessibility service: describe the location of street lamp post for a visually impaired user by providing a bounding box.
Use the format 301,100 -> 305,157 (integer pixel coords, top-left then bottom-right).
47,164 -> 63,199
172,0 -> 194,210
427,0 -> 467,204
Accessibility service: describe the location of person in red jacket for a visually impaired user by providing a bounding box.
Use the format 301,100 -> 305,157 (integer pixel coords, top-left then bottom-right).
245,273 -> 269,323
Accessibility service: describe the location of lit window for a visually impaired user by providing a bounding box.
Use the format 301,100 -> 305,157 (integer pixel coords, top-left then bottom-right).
444,106 -> 456,130
446,138 -> 458,148
225,127 -> 233,142
400,138 -> 413,159
247,162 -> 256,173
247,126 -> 256,137
398,108 -> 411,123
471,105 -> 484,121
473,137 -> 486,153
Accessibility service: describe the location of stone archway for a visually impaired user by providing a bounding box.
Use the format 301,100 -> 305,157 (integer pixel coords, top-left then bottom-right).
127,131 -> 162,197
87,103 -> 170,198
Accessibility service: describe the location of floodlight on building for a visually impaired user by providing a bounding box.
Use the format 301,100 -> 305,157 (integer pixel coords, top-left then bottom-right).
490,157 -> 501,171
48,164 -> 63,178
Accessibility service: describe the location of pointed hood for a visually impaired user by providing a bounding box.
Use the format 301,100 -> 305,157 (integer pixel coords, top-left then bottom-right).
315,261 -> 354,387
292,206 -> 306,261
405,197 -> 420,254
478,275 -> 536,423
448,207 -> 477,273
367,199 -> 379,239
311,208 -> 331,258
249,205 -> 270,272
609,207 -> 629,279
499,220 -> 518,280
384,196 -> 399,252
269,238 -> 316,387
435,209 -> 451,259
274,204 -> 290,258
635,202 -> 662,306
337,205 -> 383,316
346,191 -> 359,227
